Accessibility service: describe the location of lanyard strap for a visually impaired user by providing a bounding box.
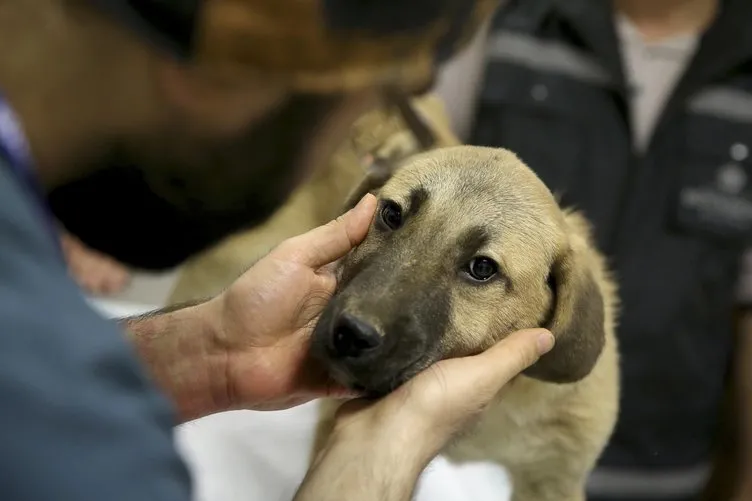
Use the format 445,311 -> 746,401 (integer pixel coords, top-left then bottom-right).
0,94 -> 63,258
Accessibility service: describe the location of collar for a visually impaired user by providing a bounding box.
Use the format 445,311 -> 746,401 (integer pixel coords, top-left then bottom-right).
0,94 -> 63,258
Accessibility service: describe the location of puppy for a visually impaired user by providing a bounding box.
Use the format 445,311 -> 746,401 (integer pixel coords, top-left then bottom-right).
309,145 -> 620,501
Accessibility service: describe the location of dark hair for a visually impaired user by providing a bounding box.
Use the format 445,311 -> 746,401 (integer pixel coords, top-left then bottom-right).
83,0 -> 201,59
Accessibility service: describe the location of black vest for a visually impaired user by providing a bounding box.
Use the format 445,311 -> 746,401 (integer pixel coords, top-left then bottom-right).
471,0 -> 752,478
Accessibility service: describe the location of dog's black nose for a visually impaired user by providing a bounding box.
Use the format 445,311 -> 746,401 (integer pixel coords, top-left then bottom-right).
331,313 -> 382,359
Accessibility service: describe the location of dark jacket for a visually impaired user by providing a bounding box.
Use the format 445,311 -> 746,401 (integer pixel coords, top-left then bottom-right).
471,0 -> 752,499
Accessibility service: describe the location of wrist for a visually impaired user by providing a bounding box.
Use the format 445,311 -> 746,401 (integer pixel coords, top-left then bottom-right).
123,298 -> 229,423
333,409 -> 435,474
354,403 -> 454,464
297,418 -> 428,501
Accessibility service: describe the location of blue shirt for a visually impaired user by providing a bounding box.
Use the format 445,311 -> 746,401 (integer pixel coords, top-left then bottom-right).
0,160 -> 192,500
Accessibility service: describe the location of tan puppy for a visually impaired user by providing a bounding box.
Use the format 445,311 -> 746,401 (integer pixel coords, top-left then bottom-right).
310,145 -> 620,501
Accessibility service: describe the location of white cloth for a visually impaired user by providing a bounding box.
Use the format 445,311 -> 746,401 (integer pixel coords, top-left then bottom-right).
175,406 -> 512,501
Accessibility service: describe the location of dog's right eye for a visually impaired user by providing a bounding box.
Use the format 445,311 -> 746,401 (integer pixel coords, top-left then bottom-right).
466,256 -> 499,282
379,200 -> 403,230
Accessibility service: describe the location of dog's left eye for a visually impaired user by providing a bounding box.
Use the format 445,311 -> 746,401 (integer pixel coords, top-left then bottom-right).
379,200 -> 403,230
466,257 -> 498,282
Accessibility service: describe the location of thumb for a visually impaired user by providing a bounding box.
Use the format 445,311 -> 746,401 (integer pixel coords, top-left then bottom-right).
472,329 -> 555,394
274,194 -> 378,268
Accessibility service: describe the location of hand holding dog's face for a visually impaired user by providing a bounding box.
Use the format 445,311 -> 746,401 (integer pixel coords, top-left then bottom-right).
202,195 -> 379,412
311,146 -> 607,396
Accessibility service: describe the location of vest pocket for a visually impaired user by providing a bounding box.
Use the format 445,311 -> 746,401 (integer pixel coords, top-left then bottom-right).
669,115 -> 752,244
667,115 -> 752,344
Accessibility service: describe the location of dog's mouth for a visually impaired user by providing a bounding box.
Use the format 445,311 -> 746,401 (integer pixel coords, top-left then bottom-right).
340,371 -> 411,399
324,355 -> 433,398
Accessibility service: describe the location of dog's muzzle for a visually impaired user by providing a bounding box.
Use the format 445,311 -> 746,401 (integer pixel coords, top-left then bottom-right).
311,306 -> 433,396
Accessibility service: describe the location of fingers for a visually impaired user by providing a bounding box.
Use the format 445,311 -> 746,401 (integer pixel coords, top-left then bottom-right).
321,382 -> 362,401
275,194 -> 378,268
472,329 -> 555,393
63,233 -> 131,295
396,329 -> 554,409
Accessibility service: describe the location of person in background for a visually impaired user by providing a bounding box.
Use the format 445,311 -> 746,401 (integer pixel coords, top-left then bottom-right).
0,1 -> 554,501
434,0 -> 752,499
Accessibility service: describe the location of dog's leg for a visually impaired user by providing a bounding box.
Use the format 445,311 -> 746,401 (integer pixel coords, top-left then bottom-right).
507,464 -> 588,501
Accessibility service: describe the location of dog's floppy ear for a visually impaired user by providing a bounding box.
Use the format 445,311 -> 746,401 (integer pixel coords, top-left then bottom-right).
341,157 -> 400,213
524,244 -> 606,383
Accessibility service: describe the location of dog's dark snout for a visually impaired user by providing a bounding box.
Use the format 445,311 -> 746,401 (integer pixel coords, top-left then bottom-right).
331,313 -> 382,359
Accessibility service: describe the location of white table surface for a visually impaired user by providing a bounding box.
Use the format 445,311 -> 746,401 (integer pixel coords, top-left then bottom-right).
90,297 -> 512,501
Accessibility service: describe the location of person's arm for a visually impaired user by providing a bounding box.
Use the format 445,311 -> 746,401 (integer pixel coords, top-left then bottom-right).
120,298 -> 227,424
730,250 -> 752,499
730,310 -> 752,499
705,251 -> 752,500
294,425 -> 429,501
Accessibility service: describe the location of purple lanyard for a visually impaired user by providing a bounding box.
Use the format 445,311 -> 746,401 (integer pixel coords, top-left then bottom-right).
0,94 -> 62,258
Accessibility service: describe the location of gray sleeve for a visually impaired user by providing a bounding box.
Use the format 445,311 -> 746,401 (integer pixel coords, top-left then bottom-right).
0,167 -> 193,501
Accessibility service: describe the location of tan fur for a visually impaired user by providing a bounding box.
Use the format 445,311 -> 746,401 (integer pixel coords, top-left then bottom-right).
167,92 -> 458,304
311,146 -> 620,501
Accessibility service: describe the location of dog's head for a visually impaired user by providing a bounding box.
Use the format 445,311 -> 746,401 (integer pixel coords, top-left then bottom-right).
311,146 -> 606,396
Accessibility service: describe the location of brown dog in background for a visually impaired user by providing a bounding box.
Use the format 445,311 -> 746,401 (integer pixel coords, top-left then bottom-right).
167,93 -> 458,304
310,145 -> 621,501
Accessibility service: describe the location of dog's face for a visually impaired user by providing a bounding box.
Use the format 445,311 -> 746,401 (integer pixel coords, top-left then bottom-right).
311,146 -> 605,396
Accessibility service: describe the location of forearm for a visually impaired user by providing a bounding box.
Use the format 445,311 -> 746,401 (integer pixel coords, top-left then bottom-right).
733,311 -> 752,494
294,425 -> 430,501
121,298 -> 229,424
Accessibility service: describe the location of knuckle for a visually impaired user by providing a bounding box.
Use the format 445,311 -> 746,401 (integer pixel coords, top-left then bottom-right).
275,237 -> 303,257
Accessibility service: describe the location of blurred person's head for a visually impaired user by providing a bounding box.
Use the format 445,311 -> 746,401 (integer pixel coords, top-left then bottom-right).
615,0 -> 719,24
0,0 -> 496,269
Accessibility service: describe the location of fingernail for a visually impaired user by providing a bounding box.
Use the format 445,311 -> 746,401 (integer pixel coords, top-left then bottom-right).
359,193 -> 375,205
537,331 -> 555,355
355,193 -> 377,213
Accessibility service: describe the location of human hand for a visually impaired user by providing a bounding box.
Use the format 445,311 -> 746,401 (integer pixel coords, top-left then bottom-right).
204,194 -> 378,411
61,230 -> 131,295
294,328 -> 554,501
332,328 -> 555,462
